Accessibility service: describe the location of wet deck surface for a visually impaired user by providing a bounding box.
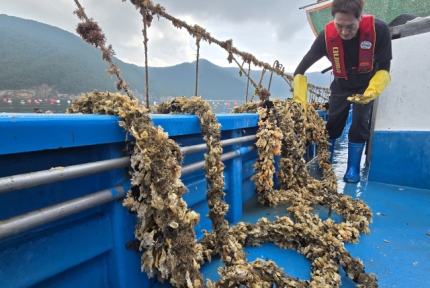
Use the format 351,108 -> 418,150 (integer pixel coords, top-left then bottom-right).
158,136 -> 430,287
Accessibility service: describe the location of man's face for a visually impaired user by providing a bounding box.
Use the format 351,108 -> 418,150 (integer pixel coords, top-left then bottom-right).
334,12 -> 361,40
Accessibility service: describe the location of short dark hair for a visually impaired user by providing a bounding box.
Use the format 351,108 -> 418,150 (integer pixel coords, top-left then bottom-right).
331,0 -> 364,19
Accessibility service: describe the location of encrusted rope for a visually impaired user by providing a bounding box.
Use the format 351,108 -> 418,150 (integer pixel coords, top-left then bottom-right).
73,0 -> 134,99
68,91 -> 377,287
245,62 -> 251,102
195,38 -> 200,96
232,56 -> 258,89
127,0 -> 331,103
141,7 -> 150,108
258,68 -> 266,87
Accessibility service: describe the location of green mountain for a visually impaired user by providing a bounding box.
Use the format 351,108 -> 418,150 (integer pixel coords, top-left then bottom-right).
0,14 -> 330,101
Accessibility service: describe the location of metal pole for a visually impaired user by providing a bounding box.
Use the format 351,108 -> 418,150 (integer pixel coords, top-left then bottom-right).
0,184 -> 127,240
181,135 -> 257,155
0,136 -> 257,194
182,145 -> 255,175
299,0 -> 330,10
0,157 -> 131,194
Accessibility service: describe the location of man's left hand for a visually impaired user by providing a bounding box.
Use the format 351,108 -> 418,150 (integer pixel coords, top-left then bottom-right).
348,70 -> 391,105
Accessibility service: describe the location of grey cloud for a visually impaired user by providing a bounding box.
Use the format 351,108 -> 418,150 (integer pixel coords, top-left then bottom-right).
159,0 -> 311,41
0,0 -> 329,71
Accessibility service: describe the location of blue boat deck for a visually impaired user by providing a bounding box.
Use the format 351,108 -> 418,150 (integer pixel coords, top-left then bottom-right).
159,136 -> 430,288
1,113 -> 429,288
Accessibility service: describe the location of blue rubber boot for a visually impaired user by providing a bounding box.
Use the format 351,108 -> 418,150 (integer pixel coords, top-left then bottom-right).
343,142 -> 365,183
328,138 -> 336,163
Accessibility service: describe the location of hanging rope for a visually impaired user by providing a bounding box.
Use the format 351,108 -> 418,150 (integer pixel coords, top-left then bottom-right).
245,62 -> 251,102
231,57 -> 258,89
258,68 -> 266,87
128,0 -> 333,106
230,56 -> 261,103
239,60 -> 245,76
268,60 -> 283,92
124,0 -> 330,106
129,1 -> 297,84
73,0 -> 134,99
195,38 -> 200,96
140,7 -> 150,108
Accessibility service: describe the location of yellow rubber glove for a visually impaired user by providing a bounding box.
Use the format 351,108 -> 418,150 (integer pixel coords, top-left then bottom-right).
347,70 -> 391,104
293,74 -> 308,113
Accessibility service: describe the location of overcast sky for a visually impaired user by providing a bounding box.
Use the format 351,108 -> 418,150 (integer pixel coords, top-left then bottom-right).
0,0 -> 331,72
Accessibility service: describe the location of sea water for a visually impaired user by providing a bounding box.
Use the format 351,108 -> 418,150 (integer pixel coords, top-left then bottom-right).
0,101 -> 72,114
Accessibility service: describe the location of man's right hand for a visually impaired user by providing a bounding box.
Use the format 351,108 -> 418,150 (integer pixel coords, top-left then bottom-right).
293,74 -> 308,113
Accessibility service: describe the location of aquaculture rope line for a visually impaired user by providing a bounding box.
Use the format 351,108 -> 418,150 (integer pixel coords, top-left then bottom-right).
127,0 -> 330,103
245,62 -> 251,102
229,100 -> 376,286
267,60 -> 281,92
140,7 -> 150,108
195,38 -> 200,97
68,93 -> 377,287
73,0 -> 134,100
231,56 -> 258,89
75,0 -> 330,104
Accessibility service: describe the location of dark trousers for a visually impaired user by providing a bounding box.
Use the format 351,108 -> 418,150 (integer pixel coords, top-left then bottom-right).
326,91 -> 374,143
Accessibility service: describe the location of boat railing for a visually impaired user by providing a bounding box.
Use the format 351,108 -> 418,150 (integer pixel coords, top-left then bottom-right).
0,133 -> 259,241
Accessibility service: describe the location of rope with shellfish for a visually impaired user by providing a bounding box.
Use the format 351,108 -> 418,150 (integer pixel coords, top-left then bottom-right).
73,0 -> 135,100
68,92 -> 377,287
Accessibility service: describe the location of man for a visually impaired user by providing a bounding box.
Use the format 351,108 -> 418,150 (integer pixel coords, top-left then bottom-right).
293,0 -> 392,183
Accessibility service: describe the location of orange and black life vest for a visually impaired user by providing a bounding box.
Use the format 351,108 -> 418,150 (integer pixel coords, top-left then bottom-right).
325,15 -> 376,79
